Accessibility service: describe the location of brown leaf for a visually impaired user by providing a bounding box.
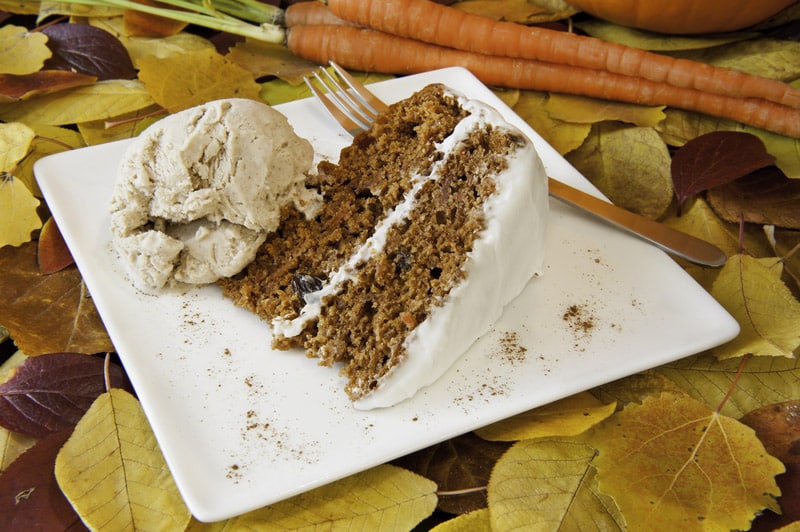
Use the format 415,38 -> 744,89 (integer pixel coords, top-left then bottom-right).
671,131 -> 775,211
41,22 -> 136,81
37,217 -> 74,274
391,432 -> 511,515
0,241 -> 112,355
0,353 -> 130,437
739,401 -> 800,465
707,167 -> 800,229
0,428 -> 87,532
0,71 -> 97,102
750,462 -> 800,532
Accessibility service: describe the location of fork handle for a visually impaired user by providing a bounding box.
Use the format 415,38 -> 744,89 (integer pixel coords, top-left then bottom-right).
547,178 -> 726,267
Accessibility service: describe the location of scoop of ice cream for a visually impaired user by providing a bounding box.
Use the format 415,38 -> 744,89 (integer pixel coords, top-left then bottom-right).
109,98 -> 317,292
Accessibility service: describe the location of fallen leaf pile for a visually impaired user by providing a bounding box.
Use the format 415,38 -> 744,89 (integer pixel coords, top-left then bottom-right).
1,0 -> 799,530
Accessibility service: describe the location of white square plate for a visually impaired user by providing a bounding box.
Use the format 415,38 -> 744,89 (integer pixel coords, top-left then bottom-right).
35,67 -> 739,522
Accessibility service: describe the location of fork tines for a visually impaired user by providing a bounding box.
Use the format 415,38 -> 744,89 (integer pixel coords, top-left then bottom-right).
304,62 -> 384,135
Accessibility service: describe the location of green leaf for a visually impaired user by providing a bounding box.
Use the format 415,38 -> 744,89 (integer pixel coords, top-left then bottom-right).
54,389 -> 191,531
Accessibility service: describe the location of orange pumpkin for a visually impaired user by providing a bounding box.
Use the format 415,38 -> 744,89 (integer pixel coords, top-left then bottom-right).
565,0 -> 798,34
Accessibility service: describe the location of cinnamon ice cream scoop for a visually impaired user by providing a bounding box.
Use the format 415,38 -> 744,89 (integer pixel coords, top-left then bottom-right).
109,98 -> 318,291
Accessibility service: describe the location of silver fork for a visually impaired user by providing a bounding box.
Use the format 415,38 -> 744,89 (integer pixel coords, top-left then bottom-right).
305,62 -> 727,268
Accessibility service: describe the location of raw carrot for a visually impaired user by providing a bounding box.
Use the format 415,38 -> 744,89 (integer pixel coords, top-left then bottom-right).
326,0 -> 800,109
285,1 -> 353,28
287,24 -> 800,138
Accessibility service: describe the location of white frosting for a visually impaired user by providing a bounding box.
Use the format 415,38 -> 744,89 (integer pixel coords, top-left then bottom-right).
278,89 -> 548,409
357,92 -> 548,409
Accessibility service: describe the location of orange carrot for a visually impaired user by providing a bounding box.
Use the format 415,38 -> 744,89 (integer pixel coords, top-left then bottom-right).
326,0 -> 800,110
285,1 -> 353,28
287,24 -> 800,138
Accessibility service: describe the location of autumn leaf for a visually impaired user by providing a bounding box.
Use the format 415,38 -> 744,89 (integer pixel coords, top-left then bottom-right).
566,122 -> 673,218
0,71 -> 97,101
475,391 -> 616,441
430,508 -> 490,531
37,217 -> 74,274
0,173 -> 40,248
0,79 -> 154,126
546,93 -> 666,127
710,254 -> 800,359
591,392 -> 784,531
488,437 -> 624,530
749,462 -> 800,531
707,167 -> 800,229
55,389 -> 191,531
0,351 -> 37,473
0,25 -> 51,75
0,121 -> 34,171
512,90 -> 591,155
41,22 -> 136,81
659,108 -> 800,179
740,400 -> 800,464
656,352 -> 800,419
0,353 -> 130,437
392,431 -> 510,515
136,47 -> 261,113
672,38 -> 800,82
0,241 -> 113,355
16,123 -> 85,197
123,0 -> 189,37
663,197 -> 773,268
671,131 -> 775,211
227,39 -> 319,82
0,428 -> 85,532
225,464 -> 437,529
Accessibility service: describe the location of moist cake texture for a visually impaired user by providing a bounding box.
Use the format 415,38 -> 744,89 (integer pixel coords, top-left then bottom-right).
219,84 -> 548,408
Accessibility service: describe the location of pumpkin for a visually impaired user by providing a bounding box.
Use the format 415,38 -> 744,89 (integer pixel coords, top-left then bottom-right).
565,0 -> 798,34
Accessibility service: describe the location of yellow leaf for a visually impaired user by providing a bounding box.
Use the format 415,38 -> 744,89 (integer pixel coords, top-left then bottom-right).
0,173 -> 41,247
226,464 -> 437,530
78,107 -> 162,146
591,370 -> 689,407
591,392 -> 784,531
123,32 -> 217,66
711,254 -> 800,359
0,122 -> 35,171
546,93 -> 666,127
488,437 -> 624,531
430,508 -> 490,531
513,90 -> 591,155
54,389 -> 192,531
0,79 -> 155,125
566,123 -> 673,219
228,40 -> 319,83
15,123 -> 84,197
137,48 -> 261,113
664,353 -> 800,419
475,391 -> 616,441
0,1 -> 39,15
673,39 -> 800,82
576,18 -> 757,52
0,25 -> 51,75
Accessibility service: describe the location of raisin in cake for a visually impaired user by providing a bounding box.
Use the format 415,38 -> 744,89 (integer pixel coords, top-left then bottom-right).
219,83 -> 548,409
